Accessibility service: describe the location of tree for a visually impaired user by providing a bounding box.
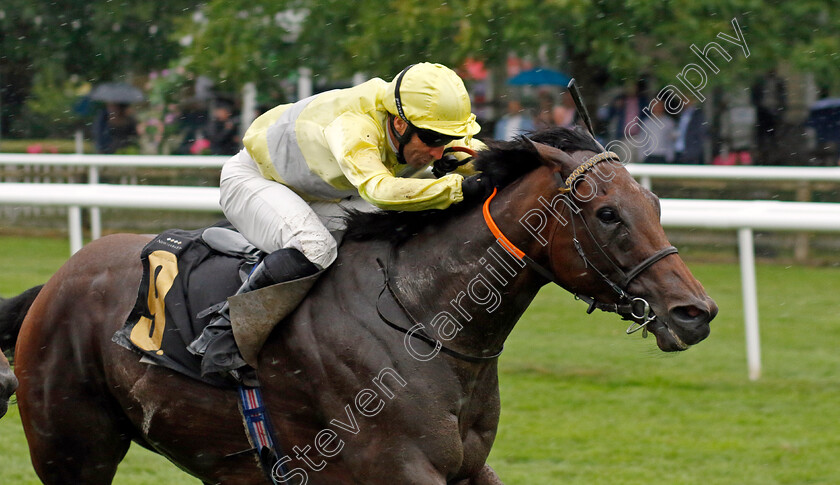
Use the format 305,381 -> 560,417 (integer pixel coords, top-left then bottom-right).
179,0 -> 839,98
0,0 -> 198,137
6,1 -> 838,138
174,0 -> 305,105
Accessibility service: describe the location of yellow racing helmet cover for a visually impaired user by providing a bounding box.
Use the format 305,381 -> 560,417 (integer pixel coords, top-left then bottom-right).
383,63 -> 480,138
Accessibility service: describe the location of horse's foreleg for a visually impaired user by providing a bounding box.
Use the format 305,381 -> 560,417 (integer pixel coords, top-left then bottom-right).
451,464 -> 504,485
20,389 -> 132,484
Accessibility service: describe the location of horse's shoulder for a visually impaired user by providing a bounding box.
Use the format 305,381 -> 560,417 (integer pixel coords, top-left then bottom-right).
98,232 -> 154,247
56,233 -> 151,281
87,233 -> 153,256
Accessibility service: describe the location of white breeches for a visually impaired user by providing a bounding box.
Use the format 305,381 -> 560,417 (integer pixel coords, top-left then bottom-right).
220,149 -> 376,269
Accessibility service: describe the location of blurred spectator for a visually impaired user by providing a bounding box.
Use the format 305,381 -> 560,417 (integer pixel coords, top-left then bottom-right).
175,100 -> 208,154
93,102 -> 138,154
494,98 -> 535,141
719,104 -> 756,155
534,90 -> 556,129
552,92 -> 577,129
598,81 -> 649,162
190,137 -> 212,155
804,97 -> 840,165
713,145 -> 753,165
752,70 -> 786,163
206,101 -> 240,155
716,98 -> 756,166
641,101 -> 676,163
674,98 -> 708,164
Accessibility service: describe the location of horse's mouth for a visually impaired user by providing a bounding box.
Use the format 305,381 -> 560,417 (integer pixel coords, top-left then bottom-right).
647,319 -> 691,352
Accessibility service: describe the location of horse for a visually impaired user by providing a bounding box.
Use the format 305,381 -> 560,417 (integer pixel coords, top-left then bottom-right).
0,350 -> 15,418
2,127 -> 716,484
0,286 -> 40,418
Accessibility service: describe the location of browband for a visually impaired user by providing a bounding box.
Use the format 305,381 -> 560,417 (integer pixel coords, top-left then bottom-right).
561,151 -> 620,192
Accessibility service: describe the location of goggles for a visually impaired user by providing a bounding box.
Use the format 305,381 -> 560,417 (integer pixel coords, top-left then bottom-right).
414,128 -> 460,147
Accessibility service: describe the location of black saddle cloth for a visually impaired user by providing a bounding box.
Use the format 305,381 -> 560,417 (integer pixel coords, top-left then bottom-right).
113,223 -> 253,387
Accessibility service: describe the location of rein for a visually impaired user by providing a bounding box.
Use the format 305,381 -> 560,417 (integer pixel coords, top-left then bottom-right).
374,145 -> 506,363
375,252 -> 503,363
481,152 -> 678,335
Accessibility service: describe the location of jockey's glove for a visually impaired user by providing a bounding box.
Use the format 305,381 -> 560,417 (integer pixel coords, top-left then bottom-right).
432,153 -> 473,178
461,174 -> 495,203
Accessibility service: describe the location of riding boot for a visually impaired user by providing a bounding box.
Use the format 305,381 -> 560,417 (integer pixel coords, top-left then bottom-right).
188,248 -> 320,384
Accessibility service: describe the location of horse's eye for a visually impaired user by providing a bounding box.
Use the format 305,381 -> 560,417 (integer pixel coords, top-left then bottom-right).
597,207 -> 620,223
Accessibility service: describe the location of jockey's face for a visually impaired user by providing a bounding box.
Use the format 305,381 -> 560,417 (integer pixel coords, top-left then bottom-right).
392,117 -> 448,169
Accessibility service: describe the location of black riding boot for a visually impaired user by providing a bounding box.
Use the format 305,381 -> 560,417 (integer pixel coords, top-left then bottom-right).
188,248 -> 319,384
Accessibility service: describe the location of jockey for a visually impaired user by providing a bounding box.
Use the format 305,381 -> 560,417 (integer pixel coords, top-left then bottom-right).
189,62 -> 492,380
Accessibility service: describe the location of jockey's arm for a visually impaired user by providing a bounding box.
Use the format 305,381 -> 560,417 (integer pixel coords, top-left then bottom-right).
325,113 -> 472,211
355,171 -> 467,211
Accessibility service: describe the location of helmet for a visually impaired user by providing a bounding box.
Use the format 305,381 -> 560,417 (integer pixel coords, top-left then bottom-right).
383,63 -> 480,138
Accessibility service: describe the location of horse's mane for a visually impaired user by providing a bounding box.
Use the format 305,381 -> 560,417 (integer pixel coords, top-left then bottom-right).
343,126 -> 602,243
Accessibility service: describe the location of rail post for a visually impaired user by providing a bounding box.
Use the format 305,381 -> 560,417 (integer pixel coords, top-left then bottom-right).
738,227 -> 762,381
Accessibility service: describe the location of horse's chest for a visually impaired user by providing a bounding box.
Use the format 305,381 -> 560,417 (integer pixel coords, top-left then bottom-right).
300,378 -> 498,482
399,382 -> 499,477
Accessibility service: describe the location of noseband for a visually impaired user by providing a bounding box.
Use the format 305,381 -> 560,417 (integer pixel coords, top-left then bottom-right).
482,151 -> 677,336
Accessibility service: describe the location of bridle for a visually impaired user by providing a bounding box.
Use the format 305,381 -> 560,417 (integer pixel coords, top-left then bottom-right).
482,150 -> 678,337
375,148 -> 677,363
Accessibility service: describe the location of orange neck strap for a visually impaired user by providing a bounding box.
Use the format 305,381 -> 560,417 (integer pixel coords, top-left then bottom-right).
482,188 -> 525,260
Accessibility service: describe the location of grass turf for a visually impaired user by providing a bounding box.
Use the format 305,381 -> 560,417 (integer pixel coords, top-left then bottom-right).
0,235 -> 838,484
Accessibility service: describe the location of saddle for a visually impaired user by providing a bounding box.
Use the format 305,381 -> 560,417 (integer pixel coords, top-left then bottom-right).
113,223 -> 320,387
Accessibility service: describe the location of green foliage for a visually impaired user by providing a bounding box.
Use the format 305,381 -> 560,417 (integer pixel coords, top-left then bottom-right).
172,0 -> 838,96
788,4 -> 840,93
10,65 -> 85,138
3,1 -> 839,138
146,65 -> 194,108
0,0 -> 199,80
0,0 -> 199,137
175,0 -> 302,102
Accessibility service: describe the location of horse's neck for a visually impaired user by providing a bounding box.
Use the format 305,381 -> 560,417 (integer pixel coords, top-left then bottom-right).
391,198 -> 546,359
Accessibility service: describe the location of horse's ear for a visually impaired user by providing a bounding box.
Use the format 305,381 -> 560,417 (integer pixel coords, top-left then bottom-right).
524,138 -> 576,169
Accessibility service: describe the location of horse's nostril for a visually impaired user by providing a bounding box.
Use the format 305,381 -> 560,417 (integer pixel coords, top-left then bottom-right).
667,304 -> 712,345
670,305 -> 710,326
685,306 -> 703,318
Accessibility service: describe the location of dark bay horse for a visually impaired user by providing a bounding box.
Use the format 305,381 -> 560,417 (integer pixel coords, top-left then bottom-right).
2,128 -> 716,484
0,350 -> 15,418
0,286 -> 40,418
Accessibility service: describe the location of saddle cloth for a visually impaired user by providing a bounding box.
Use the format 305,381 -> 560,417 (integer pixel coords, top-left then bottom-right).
113,223 -> 256,387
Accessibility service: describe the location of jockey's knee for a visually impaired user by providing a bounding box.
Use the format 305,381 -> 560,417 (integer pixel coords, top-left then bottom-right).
300,236 -> 338,269
282,228 -> 337,270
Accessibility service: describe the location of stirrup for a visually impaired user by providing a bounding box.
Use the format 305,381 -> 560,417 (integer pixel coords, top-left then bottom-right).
197,300 -> 227,319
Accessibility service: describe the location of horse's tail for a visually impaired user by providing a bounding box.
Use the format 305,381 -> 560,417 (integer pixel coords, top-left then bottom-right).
0,285 -> 44,358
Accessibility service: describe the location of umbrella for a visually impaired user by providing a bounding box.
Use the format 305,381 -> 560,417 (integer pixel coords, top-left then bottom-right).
89,82 -> 145,104
806,98 -> 840,145
507,68 -> 571,86
810,97 -> 840,111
